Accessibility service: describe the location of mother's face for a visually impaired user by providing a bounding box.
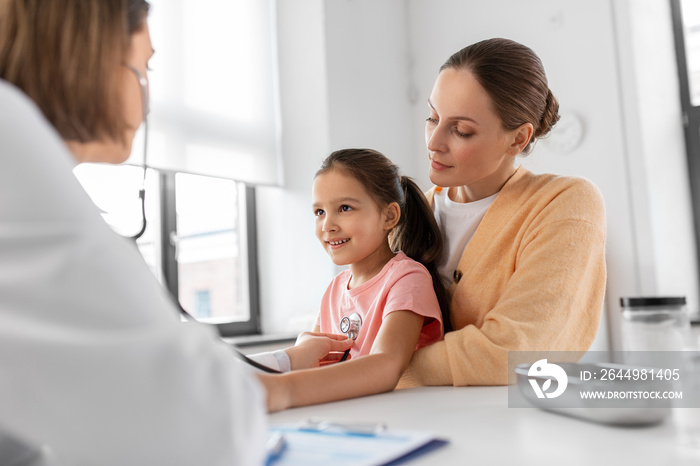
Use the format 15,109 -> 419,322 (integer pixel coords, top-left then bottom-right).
425,68 -> 522,200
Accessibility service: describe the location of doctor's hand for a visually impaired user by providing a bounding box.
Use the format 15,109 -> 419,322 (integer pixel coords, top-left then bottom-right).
285,332 -> 353,370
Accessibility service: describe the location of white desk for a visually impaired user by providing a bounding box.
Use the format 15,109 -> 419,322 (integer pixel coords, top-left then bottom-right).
269,386 -> 700,465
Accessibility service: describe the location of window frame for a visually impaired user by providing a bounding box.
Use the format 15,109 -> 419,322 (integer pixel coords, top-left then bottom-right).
672,0 -> 700,299
159,171 -> 261,337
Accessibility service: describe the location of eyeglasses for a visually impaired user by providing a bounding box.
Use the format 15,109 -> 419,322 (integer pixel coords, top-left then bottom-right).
125,64 -> 150,241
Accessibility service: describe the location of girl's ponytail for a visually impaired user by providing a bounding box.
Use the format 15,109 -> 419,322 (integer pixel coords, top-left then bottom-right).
391,176 -> 451,332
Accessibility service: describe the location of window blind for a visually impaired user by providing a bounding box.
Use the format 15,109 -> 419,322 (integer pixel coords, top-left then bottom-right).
129,0 -> 282,186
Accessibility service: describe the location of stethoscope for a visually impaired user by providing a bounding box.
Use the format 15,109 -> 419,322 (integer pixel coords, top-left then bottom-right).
176,303 -> 363,372
340,312 -> 362,340
121,70 -> 277,374
339,312 -> 362,362
126,64 -> 149,241
176,301 -> 284,373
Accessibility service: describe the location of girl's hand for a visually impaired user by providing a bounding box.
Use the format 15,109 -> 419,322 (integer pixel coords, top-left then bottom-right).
286,332 -> 353,370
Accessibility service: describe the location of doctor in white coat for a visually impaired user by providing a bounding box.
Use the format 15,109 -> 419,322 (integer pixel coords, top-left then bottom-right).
0,0 -> 351,464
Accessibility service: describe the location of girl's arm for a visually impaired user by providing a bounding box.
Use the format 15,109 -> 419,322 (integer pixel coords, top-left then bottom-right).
259,310 -> 424,412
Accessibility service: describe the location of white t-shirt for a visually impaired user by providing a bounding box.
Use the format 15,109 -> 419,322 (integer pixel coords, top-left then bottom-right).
0,79 -> 267,466
433,188 -> 498,288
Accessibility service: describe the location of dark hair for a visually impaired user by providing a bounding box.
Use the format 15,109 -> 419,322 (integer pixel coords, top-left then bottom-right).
317,148 -> 451,332
441,38 -> 560,154
0,0 -> 150,143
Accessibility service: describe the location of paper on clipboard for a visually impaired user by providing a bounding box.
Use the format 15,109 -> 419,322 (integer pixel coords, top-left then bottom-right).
267,424 -> 448,466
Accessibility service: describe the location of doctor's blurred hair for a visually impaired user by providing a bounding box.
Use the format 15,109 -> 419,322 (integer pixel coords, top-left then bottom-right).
317,148 -> 452,332
0,0 -> 150,144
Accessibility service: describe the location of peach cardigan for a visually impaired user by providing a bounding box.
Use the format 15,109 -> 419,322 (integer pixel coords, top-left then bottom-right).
399,167 -> 606,386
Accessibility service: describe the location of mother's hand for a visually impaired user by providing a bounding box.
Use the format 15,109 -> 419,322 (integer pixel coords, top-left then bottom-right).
286,332 -> 353,370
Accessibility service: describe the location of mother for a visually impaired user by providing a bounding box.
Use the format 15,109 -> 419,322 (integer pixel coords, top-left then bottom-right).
400,38 -> 606,387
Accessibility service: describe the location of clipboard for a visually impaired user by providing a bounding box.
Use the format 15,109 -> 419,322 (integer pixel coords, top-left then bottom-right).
267,420 -> 449,466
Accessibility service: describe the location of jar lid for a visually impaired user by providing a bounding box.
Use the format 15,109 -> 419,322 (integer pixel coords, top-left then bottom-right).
619,296 -> 686,308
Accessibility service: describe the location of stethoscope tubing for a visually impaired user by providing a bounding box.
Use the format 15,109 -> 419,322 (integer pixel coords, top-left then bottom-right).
176,300 -> 282,373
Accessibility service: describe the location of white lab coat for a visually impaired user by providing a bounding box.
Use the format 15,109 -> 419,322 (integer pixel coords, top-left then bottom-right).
0,80 -> 267,465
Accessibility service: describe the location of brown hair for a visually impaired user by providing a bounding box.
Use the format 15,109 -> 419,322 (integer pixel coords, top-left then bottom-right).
441,38 -> 560,154
0,0 -> 150,143
317,149 -> 451,332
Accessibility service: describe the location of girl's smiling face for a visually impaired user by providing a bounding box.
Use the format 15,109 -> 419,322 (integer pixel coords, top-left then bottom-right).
312,169 -> 397,275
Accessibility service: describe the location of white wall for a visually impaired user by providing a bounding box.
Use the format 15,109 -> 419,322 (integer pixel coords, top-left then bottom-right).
258,0 -> 699,350
256,0 -> 332,334
324,0 -> 415,169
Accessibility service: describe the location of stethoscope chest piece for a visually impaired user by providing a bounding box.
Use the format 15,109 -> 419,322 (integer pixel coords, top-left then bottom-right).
340,312 -> 362,340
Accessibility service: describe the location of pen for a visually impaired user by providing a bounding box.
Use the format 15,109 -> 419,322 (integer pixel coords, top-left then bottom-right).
265,431 -> 287,465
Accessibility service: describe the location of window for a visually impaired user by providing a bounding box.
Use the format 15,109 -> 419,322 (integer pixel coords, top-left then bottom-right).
73,0 -> 280,336
161,171 -> 260,335
672,0 -> 700,290
194,290 -> 212,319
142,0 -> 282,185
674,0 -> 700,105
74,165 -> 260,336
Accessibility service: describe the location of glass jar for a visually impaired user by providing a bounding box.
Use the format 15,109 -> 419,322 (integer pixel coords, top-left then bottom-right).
620,296 -> 691,351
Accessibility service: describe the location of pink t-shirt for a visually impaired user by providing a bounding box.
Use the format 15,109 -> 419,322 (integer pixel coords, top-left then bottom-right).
315,252 -> 443,359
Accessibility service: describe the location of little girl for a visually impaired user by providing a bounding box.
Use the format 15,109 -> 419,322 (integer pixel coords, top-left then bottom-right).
259,148 -> 449,412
